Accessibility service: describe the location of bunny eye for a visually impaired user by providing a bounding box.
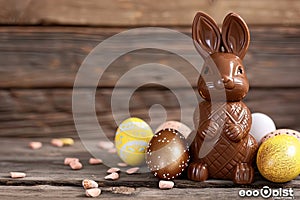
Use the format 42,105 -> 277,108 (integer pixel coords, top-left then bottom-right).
236,67 -> 243,75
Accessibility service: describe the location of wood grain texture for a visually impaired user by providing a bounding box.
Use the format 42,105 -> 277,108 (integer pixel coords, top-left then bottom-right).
0,88 -> 299,137
0,26 -> 299,88
3,186 -> 296,200
0,0 -> 299,26
0,137 -> 299,191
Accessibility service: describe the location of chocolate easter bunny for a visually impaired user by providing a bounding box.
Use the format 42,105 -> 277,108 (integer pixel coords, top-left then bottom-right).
187,12 -> 258,184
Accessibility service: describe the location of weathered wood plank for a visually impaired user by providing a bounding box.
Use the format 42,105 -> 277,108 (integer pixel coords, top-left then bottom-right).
3,185 -> 296,200
1,0 -> 299,26
0,88 -> 299,137
0,26 -> 299,88
0,137 -> 299,191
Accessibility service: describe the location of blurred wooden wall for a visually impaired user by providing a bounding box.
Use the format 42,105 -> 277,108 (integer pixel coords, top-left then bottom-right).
0,0 -> 299,138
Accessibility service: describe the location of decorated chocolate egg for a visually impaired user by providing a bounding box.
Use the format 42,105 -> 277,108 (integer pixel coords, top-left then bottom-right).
260,129 -> 300,144
146,129 -> 190,180
257,134 -> 300,183
250,113 -> 276,142
155,121 -> 192,139
115,117 -> 154,166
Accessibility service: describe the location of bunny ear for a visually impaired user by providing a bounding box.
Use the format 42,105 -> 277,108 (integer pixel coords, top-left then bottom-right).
192,12 -> 221,56
222,13 -> 250,59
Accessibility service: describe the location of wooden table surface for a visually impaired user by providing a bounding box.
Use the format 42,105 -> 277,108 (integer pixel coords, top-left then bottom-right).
0,137 -> 299,199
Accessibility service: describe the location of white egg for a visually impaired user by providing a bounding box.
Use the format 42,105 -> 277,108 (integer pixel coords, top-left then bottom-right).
250,113 -> 276,142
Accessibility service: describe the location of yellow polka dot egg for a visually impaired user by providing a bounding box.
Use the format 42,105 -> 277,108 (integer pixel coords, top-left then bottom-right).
257,134 -> 300,183
115,117 -> 154,166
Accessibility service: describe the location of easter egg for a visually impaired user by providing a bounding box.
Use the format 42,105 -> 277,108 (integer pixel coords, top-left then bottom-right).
257,134 -> 300,183
260,129 -> 300,144
250,113 -> 276,142
146,129 -> 190,180
115,117 -> 154,166
155,121 -> 192,139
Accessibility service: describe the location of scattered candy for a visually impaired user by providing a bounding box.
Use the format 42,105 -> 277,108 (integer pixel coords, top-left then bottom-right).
257,134 -> 300,183
98,141 -> 114,150
159,180 -> 174,189
82,179 -> 98,189
59,138 -> 74,146
117,162 -> 128,167
126,167 -> 139,175
10,172 -> 26,178
104,172 -> 119,180
64,157 -> 79,165
107,167 -> 120,174
85,188 -> 101,197
115,117 -> 154,166
89,158 -> 103,165
51,139 -> 64,147
69,160 -> 83,170
28,141 -> 42,150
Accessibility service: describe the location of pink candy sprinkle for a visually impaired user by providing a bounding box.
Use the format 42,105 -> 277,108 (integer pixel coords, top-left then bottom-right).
29,142 -> 42,150
89,158 -> 103,165
69,160 -> 83,170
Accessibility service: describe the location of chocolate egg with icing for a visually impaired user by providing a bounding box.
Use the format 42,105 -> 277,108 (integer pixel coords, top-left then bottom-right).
146,129 -> 190,180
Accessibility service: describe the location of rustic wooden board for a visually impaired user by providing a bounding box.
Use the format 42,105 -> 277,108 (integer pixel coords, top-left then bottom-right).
1,137 -> 299,190
4,186 -> 296,200
0,88 -> 299,138
1,0 -> 300,26
0,137 -> 300,199
0,26 -> 299,88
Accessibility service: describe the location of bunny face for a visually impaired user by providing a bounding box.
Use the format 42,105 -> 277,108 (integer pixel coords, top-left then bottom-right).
193,12 -> 250,102
198,52 -> 249,101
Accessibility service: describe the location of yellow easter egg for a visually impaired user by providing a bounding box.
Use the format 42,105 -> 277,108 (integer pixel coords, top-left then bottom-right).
257,134 -> 300,183
115,117 -> 153,166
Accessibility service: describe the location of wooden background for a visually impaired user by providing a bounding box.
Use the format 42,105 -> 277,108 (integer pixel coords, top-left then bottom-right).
0,0 -> 299,139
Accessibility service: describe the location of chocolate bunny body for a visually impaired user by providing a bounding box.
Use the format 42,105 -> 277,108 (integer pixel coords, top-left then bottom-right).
187,12 -> 258,184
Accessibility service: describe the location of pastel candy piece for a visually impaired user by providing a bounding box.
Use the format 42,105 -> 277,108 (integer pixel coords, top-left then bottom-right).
89,158 -> 103,165
10,172 -> 26,178
260,129 -> 300,144
82,179 -> 98,189
159,180 -> 174,189
155,121 -> 192,139
126,167 -> 139,174
59,138 -> 74,146
85,188 -> 101,197
104,172 -> 119,180
64,157 -> 79,165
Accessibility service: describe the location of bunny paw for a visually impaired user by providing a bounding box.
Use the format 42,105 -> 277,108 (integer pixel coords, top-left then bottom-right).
225,124 -> 244,142
187,161 -> 209,181
233,163 -> 254,184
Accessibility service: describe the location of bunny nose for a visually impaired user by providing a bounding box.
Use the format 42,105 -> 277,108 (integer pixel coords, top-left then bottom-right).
222,76 -> 235,89
222,76 -> 232,83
